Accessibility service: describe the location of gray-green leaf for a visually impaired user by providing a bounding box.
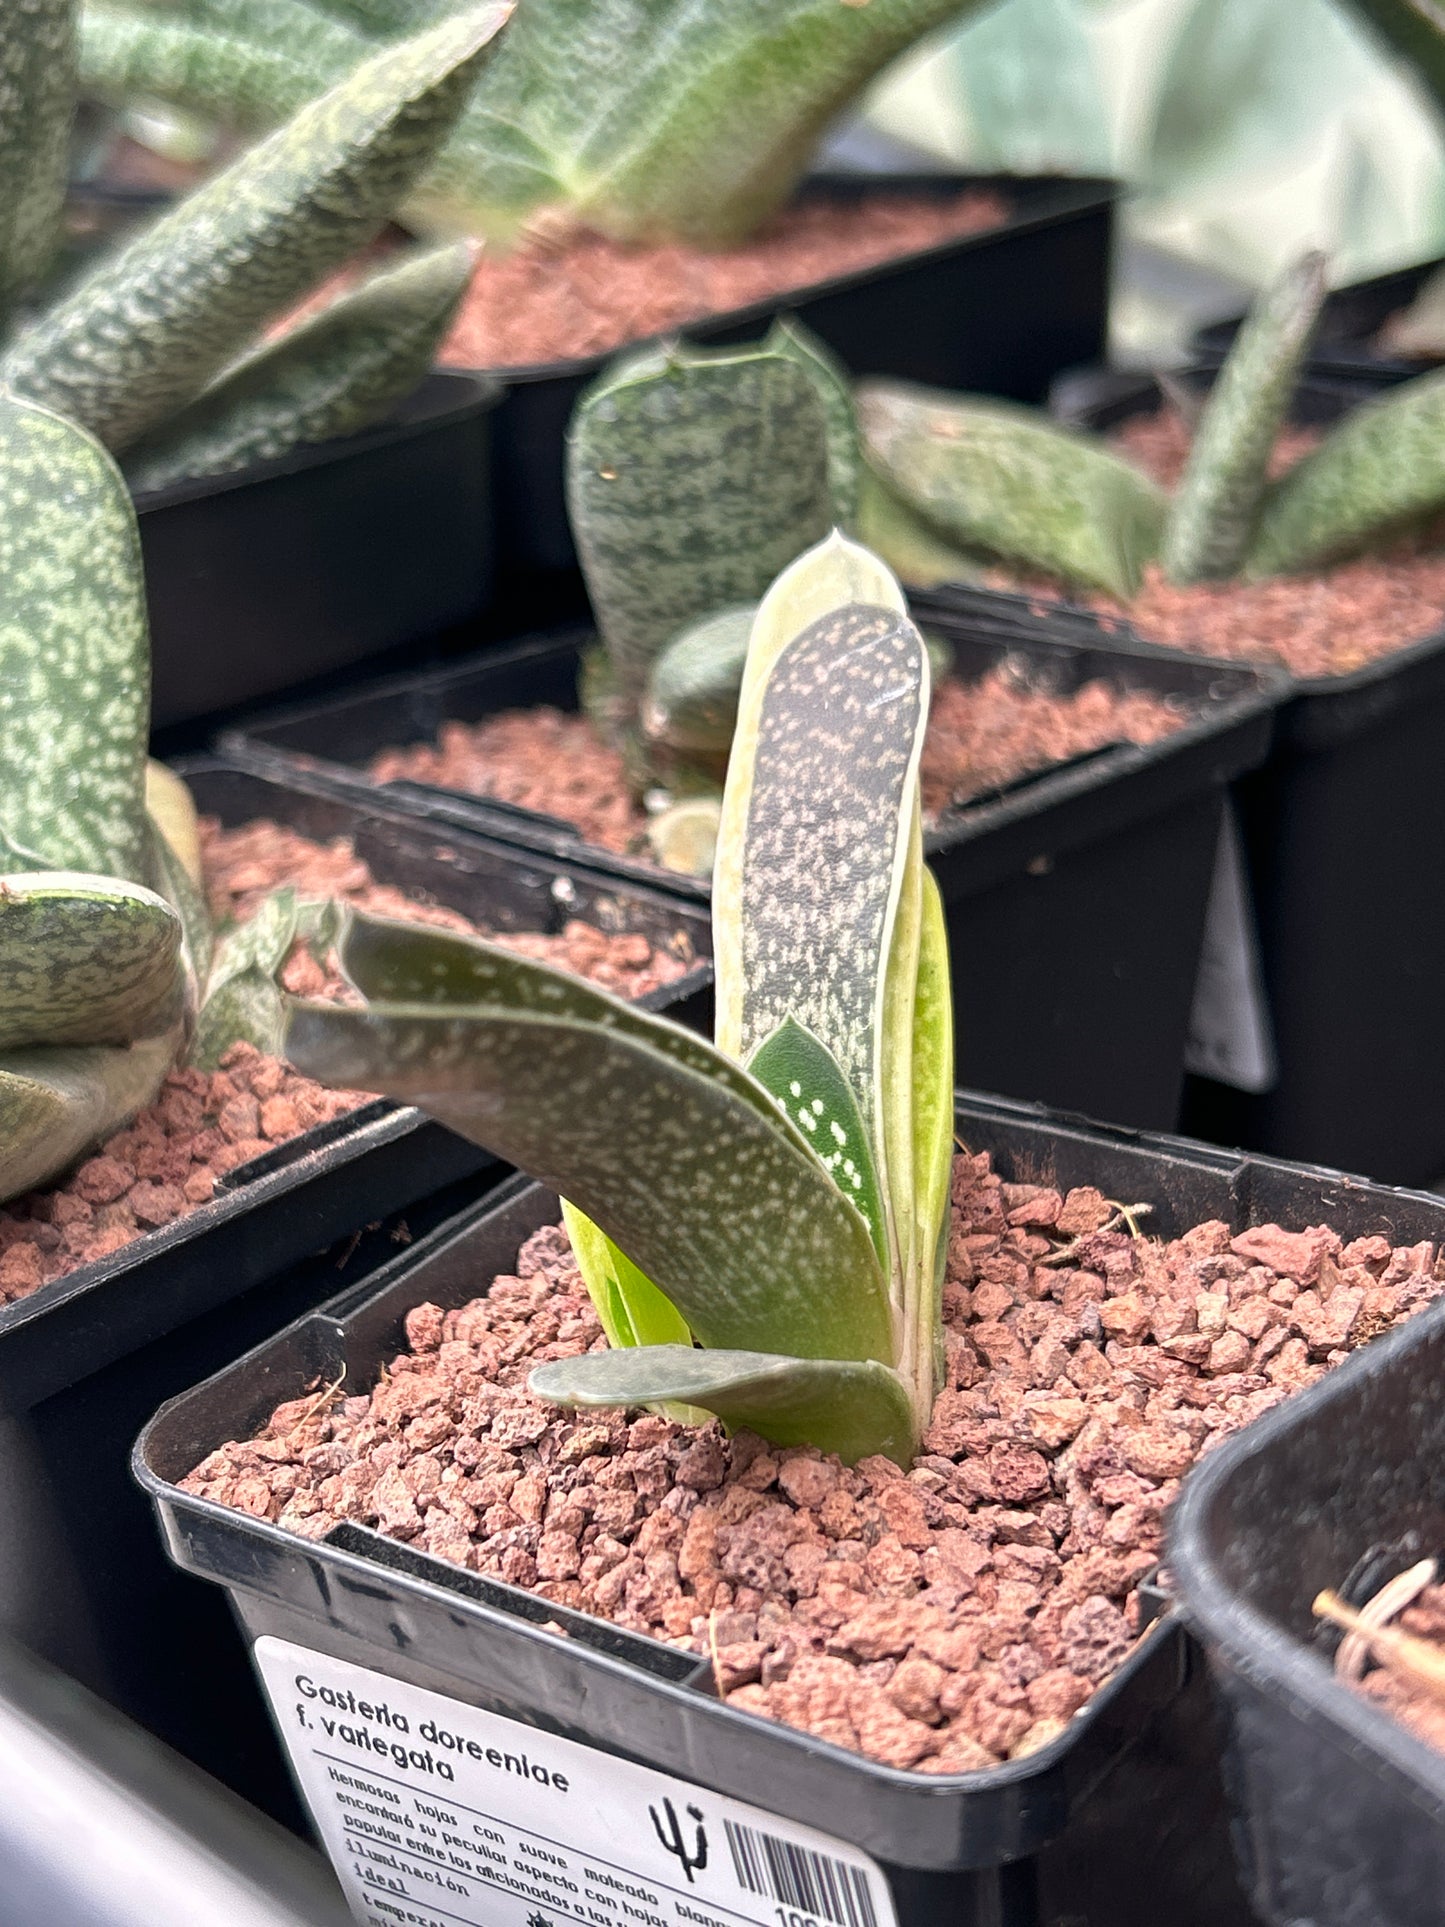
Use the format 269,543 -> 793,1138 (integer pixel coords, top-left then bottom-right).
0,0 -> 74,320
0,875 -> 184,1051
0,1027 -> 183,1204
642,603 -> 757,757
529,1346 -> 916,1465
79,5 -> 342,133
766,317 -> 862,528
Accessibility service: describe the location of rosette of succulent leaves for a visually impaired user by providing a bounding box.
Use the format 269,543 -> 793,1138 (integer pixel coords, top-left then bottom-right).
562,320 -> 975,876
0,1 -> 509,492
78,0 -> 991,249
282,532 -> 955,1467
0,391 -> 348,1206
857,249 -> 1445,601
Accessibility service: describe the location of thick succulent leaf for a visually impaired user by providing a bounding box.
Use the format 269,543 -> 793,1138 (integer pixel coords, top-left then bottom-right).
425,0 -> 989,244
190,967 -> 284,1069
0,1026 -> 183,1205
909,864 -> 954,1407
144,761 -> 204,891
948,0 -> 1113,175
189,886 -> 340,1068
715,599 -> 928,1198
161,0 -> 371,70
0,397 -> 150,882
1346,0 -> 1445,111
145,816 -> 214,1001
286,911 -> 893,1364
79,5 -> 344,131
857,465 -> 985,590
566,342 -> 833,725
529,1347 -> 917,1466
879,792 -> 923,1294
1163,253 -> 1327,584
857,380 -> 1167,598
2,4 -> 510,452
642,603 -> 756,757
644,796 -> 721,877
0,875 -> 184,1051
321,0 -> 460,32
748,1018 -> 886,1267
766,318 -> 862,529
560,1199 -> 691,1349
1247,368 -> 1445,577
0,0 -> 74,319
124,239 -> 477,492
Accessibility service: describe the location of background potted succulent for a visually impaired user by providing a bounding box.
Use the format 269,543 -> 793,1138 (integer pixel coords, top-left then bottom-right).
141,534 -> 1440,1926
1,0 -> 509,725
80,0 -> 1118,584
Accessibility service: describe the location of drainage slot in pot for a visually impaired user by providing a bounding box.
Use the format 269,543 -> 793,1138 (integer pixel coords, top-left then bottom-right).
324,1522 -> 712,1686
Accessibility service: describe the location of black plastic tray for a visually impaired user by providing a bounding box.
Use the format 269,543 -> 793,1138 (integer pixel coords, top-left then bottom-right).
225,602 -> 1283,1132
476,173 -> 1117,575
1058,367 -> 1445,1186
1192,252 -> 1445,387
0,758 -> 710,1823
134,370 -> 499,729
137,1092 -> 1445,1925
1170,1239 -> 1445,1927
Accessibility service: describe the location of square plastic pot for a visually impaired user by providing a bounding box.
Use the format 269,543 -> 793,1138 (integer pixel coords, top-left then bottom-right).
224,602 -> 1283,1132
137,1093 -> 1445,1927
1192,252 -> 1445,387
475,173 -> 1117,576
1169,1243 -> 1445,1927
0,756 -> 710,1827
1053,366 -> 1445,1187
134,370 -> 498,730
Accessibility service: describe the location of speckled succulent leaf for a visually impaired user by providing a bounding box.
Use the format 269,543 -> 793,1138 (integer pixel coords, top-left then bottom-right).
567,343 -> 833,728
857,380 -> 1167,598
190,965 -> 285,1069
0,875 -> 184,1051
714,531 -> 905,1063
79,5 -> 347,134
642,604 -> 757,757
283,925 -> 892,1364
165,0 -> 370,72
530,1347 -> 916,1465
0,0 -> 74,319
0,1026 -> 182,1205
857,464 -> 985,590
443,0 -> 987,244
124,239 -> 477,492
145,816 -> 214,1000
1163,252 -> 1327,585
910,865 -> 953,1403
2,4 -> 511,452
322,0 -> 461,33
560,1198 -> 691,1349
0,397 -> 150,881
1247,366 -> 1445,577
747,1018 -> 886,1268
766,318 -> 862,528
210,886 -> 301,991
145,762 -> 204,891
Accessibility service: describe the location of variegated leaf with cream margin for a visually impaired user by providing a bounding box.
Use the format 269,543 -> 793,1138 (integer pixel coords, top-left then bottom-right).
2,4 -> 510,453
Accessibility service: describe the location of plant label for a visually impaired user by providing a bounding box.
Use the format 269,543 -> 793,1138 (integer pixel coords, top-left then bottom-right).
254,1636 -> 899,1927
1184,800 -> 1276,1094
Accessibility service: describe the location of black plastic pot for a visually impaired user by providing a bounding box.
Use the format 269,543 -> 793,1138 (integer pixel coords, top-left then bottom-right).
139,1092 -> 1445,1927
477,173 -> 1117,577
133,370 -> 498,729
1054,368 -> 1445,1186
1169,1244 -> 1445,1927
1192,252 -> 1445,387
0,756 -> 710,1828
225,602 -> 1283,1132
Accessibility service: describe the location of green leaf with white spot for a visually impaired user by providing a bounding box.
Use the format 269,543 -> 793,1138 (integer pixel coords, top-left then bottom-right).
0,875 -> 184,1051
560,1198 -> 691,1349
0,396 -> 151,883
0,1026 -> 184,1204
124,240 -> 477,493
190,887 -> 339,1068
857,379 -> 1167,598
856,464 -> 986,591
766,317 -> 862,528
529,1347 -> 915,1466
3,4 -> 510,452
748,1018 -> 886,1267
284,907 -> 893,1365
566,340 -> 834,733
0,0 -> 74,322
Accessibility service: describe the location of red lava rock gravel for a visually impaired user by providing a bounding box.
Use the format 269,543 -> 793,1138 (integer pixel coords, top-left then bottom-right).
439,191 -> 1007,370
0,819 -> 691,1303
1098,408 -> 1445,679
369,669 -> 1188,857
183,1151 -> 1444,1773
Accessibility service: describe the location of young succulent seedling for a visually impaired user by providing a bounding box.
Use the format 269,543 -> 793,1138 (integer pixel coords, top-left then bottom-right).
858,247 -> 1445,596
80,0 -> 989,246
0,4 -> 508,487
282,532 -> 955,1465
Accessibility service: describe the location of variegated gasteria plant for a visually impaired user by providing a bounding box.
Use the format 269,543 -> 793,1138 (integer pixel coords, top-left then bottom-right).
0,3 -> 508,490
857,248 -> 1445,596
282,532 -> 955,1466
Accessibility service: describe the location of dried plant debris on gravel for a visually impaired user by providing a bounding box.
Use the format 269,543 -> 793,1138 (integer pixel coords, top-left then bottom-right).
185,1149 -> 1445,1772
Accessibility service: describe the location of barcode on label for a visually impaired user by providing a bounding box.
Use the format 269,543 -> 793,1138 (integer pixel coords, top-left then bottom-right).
724,1817 -> 879,1927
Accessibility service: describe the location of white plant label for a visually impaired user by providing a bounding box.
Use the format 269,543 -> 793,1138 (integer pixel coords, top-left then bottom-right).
1184,801 -> 1277,1094
255,1636 -> 898,1927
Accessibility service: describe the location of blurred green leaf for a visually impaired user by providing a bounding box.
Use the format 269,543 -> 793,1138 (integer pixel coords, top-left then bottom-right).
949,0 -> 1113,174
